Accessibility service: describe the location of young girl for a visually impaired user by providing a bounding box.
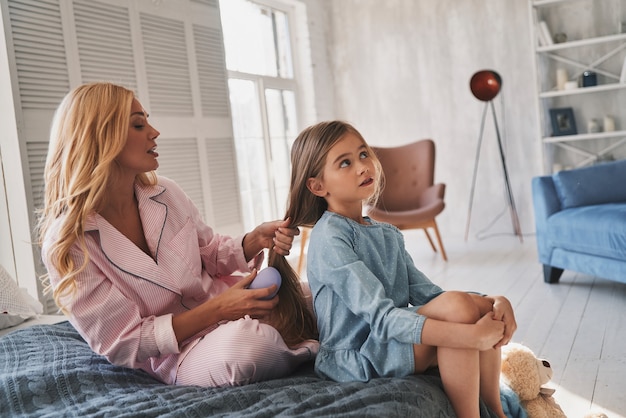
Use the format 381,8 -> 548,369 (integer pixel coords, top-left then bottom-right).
269,120 -> 516,418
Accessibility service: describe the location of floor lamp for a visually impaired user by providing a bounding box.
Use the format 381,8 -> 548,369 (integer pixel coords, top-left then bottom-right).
465,70 -> 523,242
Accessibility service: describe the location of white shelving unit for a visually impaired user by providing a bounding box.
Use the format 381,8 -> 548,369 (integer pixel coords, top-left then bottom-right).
529,0 -> 626,172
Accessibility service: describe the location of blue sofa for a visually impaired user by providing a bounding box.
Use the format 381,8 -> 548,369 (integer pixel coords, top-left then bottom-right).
531,159 -> 626,284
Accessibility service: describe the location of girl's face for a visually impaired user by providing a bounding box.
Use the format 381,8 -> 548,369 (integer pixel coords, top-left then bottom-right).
307,132 -> 377,220
115,98 -> 160,176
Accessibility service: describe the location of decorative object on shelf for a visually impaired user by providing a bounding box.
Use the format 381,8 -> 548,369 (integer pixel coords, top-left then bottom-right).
581,71 -> 597,87
564,80 -> 578,90
465,70 -> 523,243
604,115 -> 616,132
556,68 -> 568,90
549,107 -> 577,136
587,118 -> 600,134
553,32 -> 567,43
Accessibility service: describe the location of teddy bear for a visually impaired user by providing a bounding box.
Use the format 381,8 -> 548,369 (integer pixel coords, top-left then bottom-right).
500,343 -> 566,418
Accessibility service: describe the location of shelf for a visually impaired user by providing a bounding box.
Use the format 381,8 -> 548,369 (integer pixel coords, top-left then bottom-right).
539,82 -> 626,98
530,0 -> 626,172
543,130 -> 626,143
532,0 -> 586,6
537,33 -> 626,52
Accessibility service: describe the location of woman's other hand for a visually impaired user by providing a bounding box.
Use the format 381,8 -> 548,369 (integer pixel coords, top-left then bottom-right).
172,270 -> 278,343
216,270 -> 279,321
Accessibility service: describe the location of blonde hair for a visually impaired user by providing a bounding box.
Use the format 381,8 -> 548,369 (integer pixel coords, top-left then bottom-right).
268,120 -> 383,346
37,82 -> 156,309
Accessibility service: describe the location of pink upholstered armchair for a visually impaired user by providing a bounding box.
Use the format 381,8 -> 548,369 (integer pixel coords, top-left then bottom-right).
365,139 -> 447,261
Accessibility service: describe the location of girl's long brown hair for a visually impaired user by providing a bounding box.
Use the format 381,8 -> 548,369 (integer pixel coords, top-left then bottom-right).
267,121 -> 383,347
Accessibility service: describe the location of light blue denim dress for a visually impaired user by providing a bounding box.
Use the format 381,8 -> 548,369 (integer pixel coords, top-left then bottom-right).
307,211 -> 445,382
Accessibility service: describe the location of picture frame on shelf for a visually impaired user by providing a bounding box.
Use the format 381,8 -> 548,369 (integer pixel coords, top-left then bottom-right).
549,107 -> 577,136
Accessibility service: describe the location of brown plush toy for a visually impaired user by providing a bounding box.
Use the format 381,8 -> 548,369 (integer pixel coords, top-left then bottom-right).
500,343 -> 566,418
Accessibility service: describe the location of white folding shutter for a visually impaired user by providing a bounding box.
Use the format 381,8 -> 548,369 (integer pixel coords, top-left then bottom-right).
8,0 -> 67,213
193,23 -> 230,118
153,137 -> 206,221
205,137 -> 240,227
191,15 -> 241,228
8,0 -> 69,111
136,6 -> 241,226
73,0 -> 138,91
3,0 -> 242,308
10,0 -> 241,228
6,0 -> 67,310
139,12 -> 194,116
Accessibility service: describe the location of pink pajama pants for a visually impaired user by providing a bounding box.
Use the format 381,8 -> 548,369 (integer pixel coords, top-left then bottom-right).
175,316 -> 318,387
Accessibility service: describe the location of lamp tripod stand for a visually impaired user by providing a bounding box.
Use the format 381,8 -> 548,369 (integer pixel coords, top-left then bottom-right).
465,70 -> 523,242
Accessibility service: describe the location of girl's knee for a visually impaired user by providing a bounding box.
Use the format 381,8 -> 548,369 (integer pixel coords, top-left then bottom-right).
439,291 -> 480,323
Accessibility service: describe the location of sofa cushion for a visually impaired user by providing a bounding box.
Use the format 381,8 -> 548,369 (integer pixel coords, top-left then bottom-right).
548,203 -> 626,260
552,159 -> 626,209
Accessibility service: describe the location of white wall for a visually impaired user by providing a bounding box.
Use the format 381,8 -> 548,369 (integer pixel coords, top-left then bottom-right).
305,0 -> 542,241
297,0 -> 336,122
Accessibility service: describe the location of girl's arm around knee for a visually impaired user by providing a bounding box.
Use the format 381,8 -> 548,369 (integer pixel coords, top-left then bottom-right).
420,313 -> 505,351
468,294 -> 517,347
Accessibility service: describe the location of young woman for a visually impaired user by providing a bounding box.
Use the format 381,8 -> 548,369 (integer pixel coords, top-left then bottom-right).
38,82 -> 317,388
269,120 -> 517,418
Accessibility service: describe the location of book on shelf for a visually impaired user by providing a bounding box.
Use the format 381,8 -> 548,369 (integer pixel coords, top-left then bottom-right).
539,21 -> 553,46
621,55 -> 626,83
536,23 -> 548,46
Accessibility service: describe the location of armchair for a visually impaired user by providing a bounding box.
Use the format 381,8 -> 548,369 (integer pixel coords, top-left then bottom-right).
365,140 -> 448,261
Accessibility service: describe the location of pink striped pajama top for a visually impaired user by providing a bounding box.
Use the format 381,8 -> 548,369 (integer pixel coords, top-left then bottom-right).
42,176 -> 315,387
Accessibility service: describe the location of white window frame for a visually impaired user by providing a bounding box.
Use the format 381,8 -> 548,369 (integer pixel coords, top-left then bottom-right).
223,0 -> 315,229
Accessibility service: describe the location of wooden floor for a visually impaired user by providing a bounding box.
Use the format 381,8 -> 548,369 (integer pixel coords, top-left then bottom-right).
295,230 -> 626,418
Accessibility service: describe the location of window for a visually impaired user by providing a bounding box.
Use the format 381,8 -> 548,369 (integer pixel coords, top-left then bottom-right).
220,0 -> 299,231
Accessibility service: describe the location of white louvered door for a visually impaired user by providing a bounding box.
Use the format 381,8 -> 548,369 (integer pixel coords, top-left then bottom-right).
0,0 -> 241,309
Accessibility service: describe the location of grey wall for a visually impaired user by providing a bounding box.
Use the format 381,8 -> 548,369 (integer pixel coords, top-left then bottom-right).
306,0 -> 542,241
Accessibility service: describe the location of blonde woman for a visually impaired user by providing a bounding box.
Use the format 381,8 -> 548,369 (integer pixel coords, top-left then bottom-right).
38,82 -> 318,387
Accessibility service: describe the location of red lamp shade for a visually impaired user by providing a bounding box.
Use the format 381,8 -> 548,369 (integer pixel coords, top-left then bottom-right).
470,70 -> 502,102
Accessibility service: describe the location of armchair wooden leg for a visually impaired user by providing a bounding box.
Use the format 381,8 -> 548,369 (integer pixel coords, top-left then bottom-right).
431,221 -> 448,262
297,228 -> 310,275
422,228 -> 437,252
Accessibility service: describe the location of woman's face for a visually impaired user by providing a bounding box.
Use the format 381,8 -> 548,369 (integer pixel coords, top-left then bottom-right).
115,98 -> 160,176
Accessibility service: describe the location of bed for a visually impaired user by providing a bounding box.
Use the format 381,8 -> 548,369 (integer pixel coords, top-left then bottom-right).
0,319 -> 529,417
0,262 -> 525,418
